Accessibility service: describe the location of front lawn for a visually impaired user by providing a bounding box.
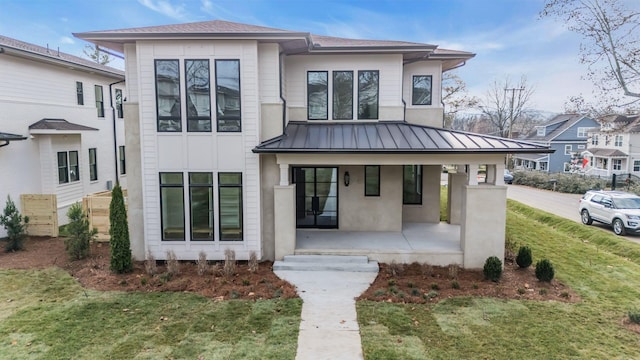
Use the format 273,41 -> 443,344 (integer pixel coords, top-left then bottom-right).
358,200 -> 640,359
0,268 -> 301,359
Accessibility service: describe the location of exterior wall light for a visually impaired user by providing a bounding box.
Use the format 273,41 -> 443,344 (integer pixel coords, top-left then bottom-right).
344,171 -> 350,186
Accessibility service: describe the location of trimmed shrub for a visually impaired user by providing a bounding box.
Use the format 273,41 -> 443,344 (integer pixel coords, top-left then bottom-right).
223,248 -> 236,276
483,256 -> 503,282
628,310 -> 640,324
64,203 -> 97,260
166,250 -> 179,275
0,195 -> 29,252
109,185 -> 132,273
535,259 -> 555,282
516,246 -> 533,268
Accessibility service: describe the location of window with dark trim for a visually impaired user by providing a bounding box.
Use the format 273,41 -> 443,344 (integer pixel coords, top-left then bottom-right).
216,59 -> 241,132
186,59 -> 211,132
119,146 -> 126,175
358,70 -> 379,119
412,75 -> 432,105
218,173 -> 243,241
307,71 -> 328,120
115,89 -> 123,118
364,165 -> 380,196
58,152 -> 69,184
89,148 -> 98,181
189,173 -> 214,241
69,151 -> 79,182
95,85 -> 104,117
155,59 -> 182,132
76,81 -> 84,105
333,71 -> 353,120
634,160 -> 640,172
160,173 -> 185,241
403,165 -> 422,204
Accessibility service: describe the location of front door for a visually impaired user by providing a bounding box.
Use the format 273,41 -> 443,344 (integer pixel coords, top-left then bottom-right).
293,167 -> 338,228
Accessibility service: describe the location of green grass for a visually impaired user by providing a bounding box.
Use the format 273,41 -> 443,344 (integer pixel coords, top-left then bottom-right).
0,268 -> 301,359
358,199 -> 640,359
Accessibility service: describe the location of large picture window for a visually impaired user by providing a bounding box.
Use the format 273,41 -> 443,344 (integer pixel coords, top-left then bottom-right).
190,173 -> 214,241
364,165 -> 380,196
358,70 -> 379,119
160,173 -> 185,241
333,71 -> 353,120
308,71 -> 328,120
89,148 -> 98,181
155,59 -> 182,132
115,89 -> 123,118
95,85 -> 104,117
216,59 -> 241,132
403,165 -> 422,204
412,75 -> 432,105
218,173 -> 243,241
186,60 -> 211,132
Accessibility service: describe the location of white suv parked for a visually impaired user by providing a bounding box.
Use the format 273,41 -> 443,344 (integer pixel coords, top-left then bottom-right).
579,190 -> 640,235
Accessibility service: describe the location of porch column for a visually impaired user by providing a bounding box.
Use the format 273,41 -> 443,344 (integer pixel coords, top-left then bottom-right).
274,184 -> 296,260
487,163 -> 505,185
460,185 -> 507,269
467,164 -> 479,185
279,164 -> 290,186
447,172 -> 466,225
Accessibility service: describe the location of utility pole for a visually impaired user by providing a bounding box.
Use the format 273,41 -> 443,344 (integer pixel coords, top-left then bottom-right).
505,87 -> 524,139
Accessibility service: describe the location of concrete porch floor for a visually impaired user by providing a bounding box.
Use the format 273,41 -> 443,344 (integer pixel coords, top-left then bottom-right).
295,222 -> 463,265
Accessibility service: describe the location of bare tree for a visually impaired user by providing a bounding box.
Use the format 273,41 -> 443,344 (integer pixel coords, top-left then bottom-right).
541,0 -> 640,107
442,71 -> 480,128
478,76 -> 534,138
83,44 -> 112,65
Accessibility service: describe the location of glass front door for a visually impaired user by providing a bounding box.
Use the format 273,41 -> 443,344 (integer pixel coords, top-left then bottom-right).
293,167 -> 338,228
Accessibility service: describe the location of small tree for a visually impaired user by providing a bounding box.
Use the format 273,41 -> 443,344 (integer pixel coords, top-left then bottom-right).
0,195 -> 29,252
483,256 -> 503,282
65,203 -> 97,260
109,185 -> 132,273
516,246 -> 533,268
535,259 -> 555,282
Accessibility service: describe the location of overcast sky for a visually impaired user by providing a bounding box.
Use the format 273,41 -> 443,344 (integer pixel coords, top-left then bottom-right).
0,0 -> 624,114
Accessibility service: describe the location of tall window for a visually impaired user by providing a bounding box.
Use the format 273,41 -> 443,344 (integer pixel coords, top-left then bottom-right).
333,71 -> 353,120
218,173 -> 243,241
155,59 -> 181,132
69,151 -> 79,182
115,89 -> 123,118
89,148 -> 98,181
412,75 -> 432,105
76,81 -> 84,105
160,173 -> 185,241
592,134 -> 599,145
364,165 -> 380,196
185,60 -> 211,132
58,152 -> 69,184
358,70 -> 379,119
615,135 -> 623,147
119,146 -> 126,175
216,59 -> 241,132
403,165 -> 422,204
95,85 -> 104,117
307,71 -> 328,120
189,173 -> 214,240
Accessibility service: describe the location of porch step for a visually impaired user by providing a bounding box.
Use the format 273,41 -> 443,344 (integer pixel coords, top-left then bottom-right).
273,255 -> 379,272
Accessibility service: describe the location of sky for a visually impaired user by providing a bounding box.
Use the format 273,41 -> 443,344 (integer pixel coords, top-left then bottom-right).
0,0 -> 621,114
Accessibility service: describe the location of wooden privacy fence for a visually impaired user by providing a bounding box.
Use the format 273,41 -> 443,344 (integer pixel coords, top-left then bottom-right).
20,194 -> 58,237
82,190 -> 128,241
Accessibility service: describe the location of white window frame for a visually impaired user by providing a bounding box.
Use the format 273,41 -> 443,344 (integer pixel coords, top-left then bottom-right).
577,127 -> 589,137
592,134 -> 599,146
613,159 -> 622,171
615,135 -> 623,147
564,144 -> 572,155
633,160 -> 640,172
536,127 -> 545,136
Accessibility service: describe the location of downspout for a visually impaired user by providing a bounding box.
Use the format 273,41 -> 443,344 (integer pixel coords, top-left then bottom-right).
279,51 -> 287,134
109,79 -> 125,185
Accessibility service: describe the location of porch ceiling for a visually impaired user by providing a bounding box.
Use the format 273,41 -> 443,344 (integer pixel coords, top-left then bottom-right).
253,121 -> 553,154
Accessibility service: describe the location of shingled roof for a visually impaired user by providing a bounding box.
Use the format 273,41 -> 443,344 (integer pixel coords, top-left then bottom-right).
0,35 -> 123,78
523,114 -> 594,142
29,119 -> 98,133
253,122 -> 552,154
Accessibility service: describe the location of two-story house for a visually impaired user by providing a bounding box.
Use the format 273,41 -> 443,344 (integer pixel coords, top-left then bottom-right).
583,114 -> 640,177
75,20 -> 550,268
0,35 -> 127,237
513,114 -> 598,173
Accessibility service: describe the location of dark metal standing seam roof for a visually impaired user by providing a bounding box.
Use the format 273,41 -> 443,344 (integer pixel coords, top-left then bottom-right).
253,122 -> 554,154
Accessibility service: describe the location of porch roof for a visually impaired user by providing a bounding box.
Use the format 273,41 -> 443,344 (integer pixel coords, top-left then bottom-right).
253,121 -> 554,154
28,119 -> 98,135
585,148 -> 628,157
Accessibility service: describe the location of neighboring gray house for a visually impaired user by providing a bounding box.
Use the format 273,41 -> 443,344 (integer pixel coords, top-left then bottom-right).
513,114 -> 599,173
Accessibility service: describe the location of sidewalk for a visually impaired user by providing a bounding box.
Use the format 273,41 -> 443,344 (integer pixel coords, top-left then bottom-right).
274,270 -> 378,360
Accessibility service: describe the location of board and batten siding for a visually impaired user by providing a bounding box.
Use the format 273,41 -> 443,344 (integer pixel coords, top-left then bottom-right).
134,40 -> 261,260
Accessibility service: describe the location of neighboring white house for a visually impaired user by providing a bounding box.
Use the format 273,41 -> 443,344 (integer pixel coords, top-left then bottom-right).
0,35 -> 128,237
75,20 -> 550,268
583,114 -> 640,178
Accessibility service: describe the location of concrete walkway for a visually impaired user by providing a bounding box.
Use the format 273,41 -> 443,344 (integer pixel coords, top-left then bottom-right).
274,270 -> 378,360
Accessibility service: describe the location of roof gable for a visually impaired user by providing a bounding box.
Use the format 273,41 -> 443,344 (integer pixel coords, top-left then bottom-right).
525,114 -> 594,142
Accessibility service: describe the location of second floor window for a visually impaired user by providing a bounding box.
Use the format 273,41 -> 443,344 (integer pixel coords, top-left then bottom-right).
333,71 -> 353,120
155,59 -> 182,132
536,127 -> 546,136
186,59 -> 212,132
307,71 -> 328,120
358,70 -> 379,119
412,75 -> 432,105
76,81 -> 84,105
577,127 -> 589,137
115,89 -> 123,118
95,85 -> 104,117
216,59 -> 241,132
592,134 -> 599,145
615,135 -> 623,147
